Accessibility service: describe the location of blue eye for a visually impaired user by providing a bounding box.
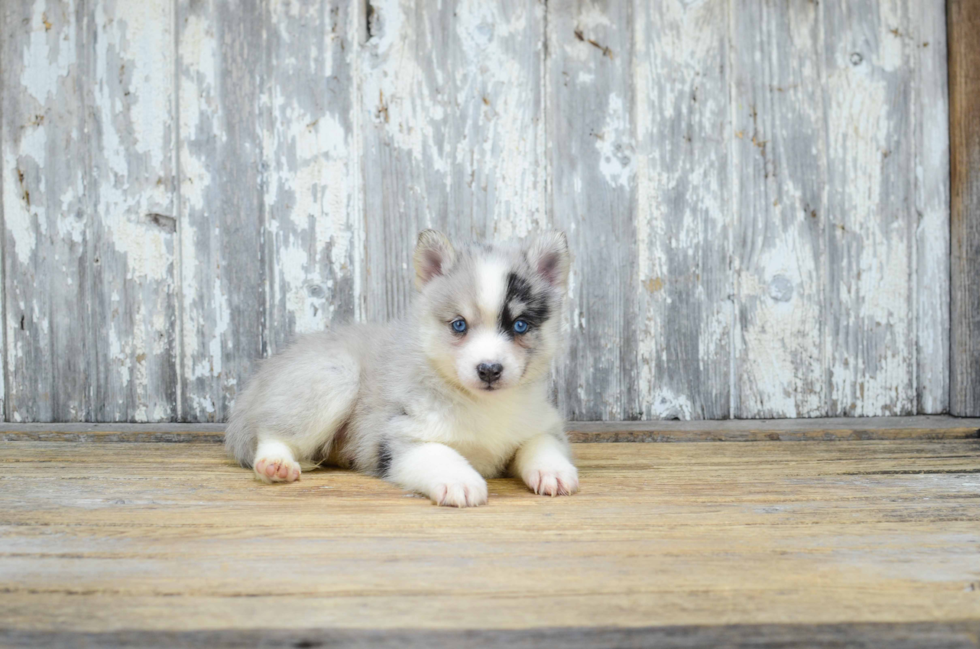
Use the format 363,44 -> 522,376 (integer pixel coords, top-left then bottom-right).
513,319 -> 529,334
451,318 -> 467,334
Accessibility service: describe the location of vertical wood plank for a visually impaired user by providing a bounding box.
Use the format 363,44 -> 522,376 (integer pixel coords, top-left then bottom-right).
359,0 -> 546,323
2,0 -> 87,422
359,0 -> 446,322
0,9 -> 6,421
1,0 -> 178,422
177,0 -> 266,421
548,0 -> 639,420
91,0 -> 179,422
444,1 -> 547,243
633,0 -> 731,420
263,0 -> 361,351
949,0 -> 980,416
823,0 -> 916,416
731,1 -> 827,418
913,0 -> 949,413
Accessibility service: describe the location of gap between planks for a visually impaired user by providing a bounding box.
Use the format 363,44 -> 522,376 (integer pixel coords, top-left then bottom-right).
0,415 -> 977,444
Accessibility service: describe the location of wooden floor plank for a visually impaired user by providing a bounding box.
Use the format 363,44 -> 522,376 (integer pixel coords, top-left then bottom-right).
0,440 -> 978,641
3,622 -> 980,649
1,415 -> 978,443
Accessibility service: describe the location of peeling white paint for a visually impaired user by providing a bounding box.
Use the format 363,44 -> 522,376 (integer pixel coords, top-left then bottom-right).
0,0 -> 951,422
3,147 -> 42,263
261,0 -> 359,345
633,0 -> 732,419
209,276 -> 228,378
595,94 -> 634,189
649,388 -> 694,420
20,0 -> 76,104
2,0 -> 181,421
825,36 -> 914,416
362,0 -> 449,178
454,1 -> 543,238
178,15 -> 217,213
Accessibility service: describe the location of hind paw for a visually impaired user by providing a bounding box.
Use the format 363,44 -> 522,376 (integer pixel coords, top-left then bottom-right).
254,456 -> 301,483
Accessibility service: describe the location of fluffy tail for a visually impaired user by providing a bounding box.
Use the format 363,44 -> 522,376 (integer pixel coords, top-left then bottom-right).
224,407 -> 258,468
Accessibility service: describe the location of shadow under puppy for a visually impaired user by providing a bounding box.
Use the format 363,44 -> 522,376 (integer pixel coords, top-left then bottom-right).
224,230 -> 579,507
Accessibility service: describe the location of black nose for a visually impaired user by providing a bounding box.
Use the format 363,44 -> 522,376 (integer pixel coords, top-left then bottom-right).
477,362 -> 503,385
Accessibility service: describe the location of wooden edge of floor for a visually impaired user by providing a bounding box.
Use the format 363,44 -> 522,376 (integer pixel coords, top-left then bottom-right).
0,415 -> 978,444
2,620 -> 979,649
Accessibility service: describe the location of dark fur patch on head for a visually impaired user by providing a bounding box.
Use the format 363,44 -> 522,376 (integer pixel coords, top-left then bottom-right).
377,440 -> 392,477
499,272 -> 551,337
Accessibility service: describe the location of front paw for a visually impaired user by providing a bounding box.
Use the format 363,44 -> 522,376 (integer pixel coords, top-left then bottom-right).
431,476 -> 488,508
524,463 -> 579,497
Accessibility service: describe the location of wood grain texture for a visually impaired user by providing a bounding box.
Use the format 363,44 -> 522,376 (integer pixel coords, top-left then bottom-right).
0,0 -> 955,422
823,0 -> 917,417
633,0 -> 731,420
949,0 -> 980,416
360,0 -> 546,322
1,415 -> 978,443
549,0 -> 640,420
177,0 -> 267,421
566,414 -> 980,442
731,0 -> 826,418
4,621 -> 980,649
1,440 -> 978,634
1,0 -> 178,422
914,0 -> 950,414
263,0 -> 361,350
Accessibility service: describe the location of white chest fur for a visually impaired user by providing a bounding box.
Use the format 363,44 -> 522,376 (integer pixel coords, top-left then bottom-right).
405,385 -> 555,477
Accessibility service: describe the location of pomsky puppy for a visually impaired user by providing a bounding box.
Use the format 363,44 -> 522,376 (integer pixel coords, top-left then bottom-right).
224,230 -> 579,507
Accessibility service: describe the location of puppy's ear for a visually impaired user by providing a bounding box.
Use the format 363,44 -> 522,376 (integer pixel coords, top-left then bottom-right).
525,231 -> 570,289
413,230 -> 456,289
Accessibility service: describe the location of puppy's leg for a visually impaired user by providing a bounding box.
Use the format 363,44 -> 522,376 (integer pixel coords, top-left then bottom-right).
387,443 -> 488,508
253,438 -> 302,483
512,432 -> 579,497
229,337 -> 361,484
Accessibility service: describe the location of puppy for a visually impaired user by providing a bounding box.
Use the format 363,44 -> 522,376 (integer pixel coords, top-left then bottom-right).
224,230 -> 578,507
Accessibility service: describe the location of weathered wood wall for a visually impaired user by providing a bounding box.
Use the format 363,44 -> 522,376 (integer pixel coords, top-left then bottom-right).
0,0 -> 952,422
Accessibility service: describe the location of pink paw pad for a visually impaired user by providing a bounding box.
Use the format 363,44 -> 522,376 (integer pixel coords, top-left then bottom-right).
254,457 -> 301,483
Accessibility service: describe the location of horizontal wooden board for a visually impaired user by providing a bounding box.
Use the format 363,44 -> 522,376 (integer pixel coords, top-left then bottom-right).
0,423 -> 226,443
1,416 -> 978,444
567,415 -> 980,442
1,439 -> 979,638
3,621 -> 980,649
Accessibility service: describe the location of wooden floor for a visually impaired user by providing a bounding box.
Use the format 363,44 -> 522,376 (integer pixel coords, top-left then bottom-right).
2,430 -> 980,647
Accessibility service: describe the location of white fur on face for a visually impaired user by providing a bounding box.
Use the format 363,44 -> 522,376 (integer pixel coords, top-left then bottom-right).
455,328 -> 522,392
419,253 -> 559,396
439,258 -> 522,393
477,258 -> 509,323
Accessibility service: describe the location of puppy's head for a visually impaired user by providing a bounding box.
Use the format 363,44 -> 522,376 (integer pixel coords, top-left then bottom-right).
413,230 -> 569,395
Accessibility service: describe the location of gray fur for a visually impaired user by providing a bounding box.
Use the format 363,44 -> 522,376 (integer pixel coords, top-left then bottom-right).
224,231 -> 578,505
